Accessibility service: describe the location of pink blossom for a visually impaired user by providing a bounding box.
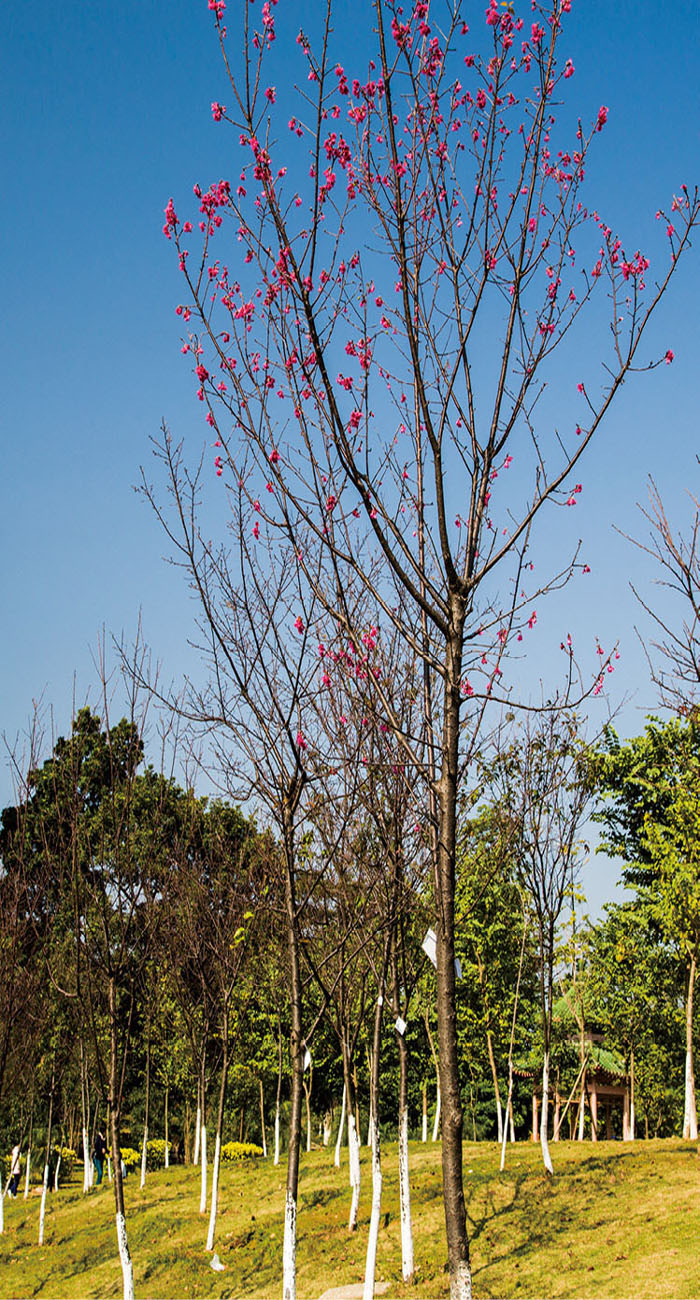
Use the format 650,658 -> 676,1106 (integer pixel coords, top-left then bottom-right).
211,102 -> 225,121
296,730 -> 307,750
595,105 -> 608,132
294,615 -> 304,633
665,349 -> 674,364
563,59 -> 574,78
269,447 -> 280,463
163,198 -> 178,238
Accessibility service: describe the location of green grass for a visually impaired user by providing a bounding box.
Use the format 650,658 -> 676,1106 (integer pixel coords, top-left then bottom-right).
1,1139 -> 698,1299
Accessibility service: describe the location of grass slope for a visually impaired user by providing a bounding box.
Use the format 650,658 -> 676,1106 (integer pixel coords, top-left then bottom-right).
1,1139 -> 698,1299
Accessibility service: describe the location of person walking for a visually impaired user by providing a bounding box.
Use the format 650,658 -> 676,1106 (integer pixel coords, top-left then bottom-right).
93,1130 -> 107,1186
8,1142 -> 21,1197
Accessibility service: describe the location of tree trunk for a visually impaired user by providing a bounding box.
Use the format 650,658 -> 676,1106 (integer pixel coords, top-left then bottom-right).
392,951 -> 413,1281
362,976 -> 387,1300
683,952 -> 698,1140
164,1087 -> 170,1167
258,1077 -> 267,1158
140,1036 -> 151,1190
433,637 -> 472,1300
540,1051 -> 554,1175
303,1063 -> 313,1154
24,1109 -> 34,1200
199,1057 -> 208,1215
629,1051 -> 636,1141
54,1132 -> 63,1192
206,1023 -> 229,1253
282,813 -> 305,1300
194,1075 -> 201,1166
499,1063 -> 514,1173
432,1084 -> 441,1143
80,1039 -> 91,1194
577,1072 -> 586,1141
485,1030 -> 503,1144
274,1015 -> 283,1167
422,1082 -> 428,1143
343,1048 -> 361,1233
334,1083 -> 346,1167
38,1078 -> 54,1245
109,979 -> 135,1300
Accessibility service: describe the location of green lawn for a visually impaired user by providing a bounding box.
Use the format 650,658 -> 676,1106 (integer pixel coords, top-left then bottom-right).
1,1139 -> 698,1299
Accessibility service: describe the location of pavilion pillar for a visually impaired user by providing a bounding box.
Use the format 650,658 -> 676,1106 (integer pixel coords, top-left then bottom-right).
605,1103 -> 612,1141
553,1090 -> 561,1142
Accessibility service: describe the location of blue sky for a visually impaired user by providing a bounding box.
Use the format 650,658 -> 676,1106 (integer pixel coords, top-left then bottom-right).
2,0 -> 698,910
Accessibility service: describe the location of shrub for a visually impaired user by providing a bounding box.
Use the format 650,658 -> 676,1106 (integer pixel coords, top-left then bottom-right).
145,1139 -> 170,1170
116,1146 -> 140,1172
57,1147 -> 77,1179
221,1141 -> 263,1161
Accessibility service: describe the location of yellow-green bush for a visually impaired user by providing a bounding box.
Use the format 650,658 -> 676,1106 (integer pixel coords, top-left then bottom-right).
221,1141 -> 263,1161
115,1146 -> 140,1171
145,1139 -> 170,1170
58,1147 -> 77,1179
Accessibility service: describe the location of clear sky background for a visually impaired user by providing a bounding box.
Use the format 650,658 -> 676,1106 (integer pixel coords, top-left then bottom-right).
2,0 -> 698,912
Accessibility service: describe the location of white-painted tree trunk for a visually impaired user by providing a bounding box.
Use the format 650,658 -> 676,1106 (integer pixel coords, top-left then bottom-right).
283,1189 -> 297,1300
54,1154 -> 61,1191
509,1098 -> 515,1144
107,1154 -> 113,1182
116,1210 -> 135,1300
0,1181 -> 4,1233
500,1065 -> 515,1172
629,1052 -> 636,1141
140,1124 -> 148,1190
347,1112 -> 361,1231
323,1112 -> 332,1146
24,1148 -> 31,1199
421,1082 -> 428,1142
259,1078 -> 267,1158
362,1121 -> 382,1300
38,1164 -> 49,1245
450,1259 -> 473,1300
577,1078 -> 585,1141
199,1126 -> 207,1214
334,1084 -> 346,1168
274,1103 -> 280,1166
164,1089 -> 170,1168
82,1125 -> 91,1194
194,1104 -> 201,1166
540,1053 -> 554,1175
365,1107 -> 373,1149
684,955 -> 698,1139
205,1132 -> 222,1252
398,1106 -> 414,1280
432,1084 -> 441,1142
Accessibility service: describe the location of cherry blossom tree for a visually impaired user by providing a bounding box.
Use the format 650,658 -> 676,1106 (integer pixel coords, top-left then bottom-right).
164,1 -> 698,1291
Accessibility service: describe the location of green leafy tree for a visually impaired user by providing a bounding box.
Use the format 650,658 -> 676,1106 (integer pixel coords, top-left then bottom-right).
594,716 -> 700,1138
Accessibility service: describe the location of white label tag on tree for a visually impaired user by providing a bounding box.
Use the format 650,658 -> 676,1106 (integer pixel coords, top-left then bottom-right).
454,957 -> 462,980
377,994 -> 383,1006
303,1049 -> 311,1071
422,928 -> 437,967
395,1016 -> 407,1035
